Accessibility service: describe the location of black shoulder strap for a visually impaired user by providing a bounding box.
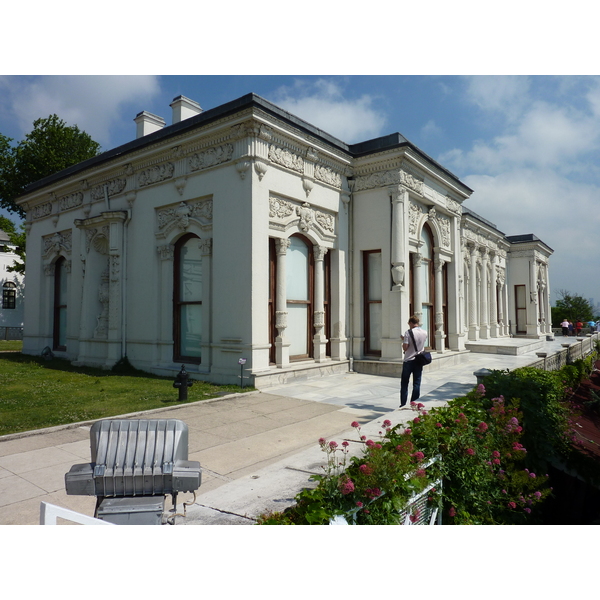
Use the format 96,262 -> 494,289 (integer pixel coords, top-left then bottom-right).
408,328 -> 418,350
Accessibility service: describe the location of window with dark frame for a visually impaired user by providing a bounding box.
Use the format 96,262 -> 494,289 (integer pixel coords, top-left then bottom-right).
363,249 -> 382,357
53,258 -> 67,350
174,233 -> 203,363
2,281 -> 16,309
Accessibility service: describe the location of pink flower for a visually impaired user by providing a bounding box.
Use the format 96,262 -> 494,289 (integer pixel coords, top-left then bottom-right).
534,491 -> 542,499
492,451 -> 501,458
415,468 -> 426,478
339,477 -> 355,495
413,417 -> 421,423
436,423 -> 442,428
493,458 -> 501,465
359,464 -> 374,475
448,507 -> 456,517
478,422 -> 489,432
477,384 -> 486,394
508,501 -> 516,509
342,441 -> 349,447
417,403 -> 425,410
351,421 -> 360,429
383,419 -> 392,428
524,508 -> 531,514
365,439 -> 375,447
329,441 -> 338,449
356,501 -> 363,508
404,428 -> 412,435
412,451 -> 425,462
318,437 -> 327,446
466,448 -> 475,456
529,472 -> 536,478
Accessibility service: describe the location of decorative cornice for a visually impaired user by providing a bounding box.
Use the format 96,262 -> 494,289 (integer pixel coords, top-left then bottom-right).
188,143 -> 234,172
90,178 -> 127,201
268,144 -> 304,173
58,191 -> 83,212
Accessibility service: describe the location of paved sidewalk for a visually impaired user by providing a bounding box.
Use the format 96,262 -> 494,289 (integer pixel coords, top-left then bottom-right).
0,335 -> 584,525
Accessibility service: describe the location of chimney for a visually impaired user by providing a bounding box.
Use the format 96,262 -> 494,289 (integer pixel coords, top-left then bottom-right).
134,111 -> 166,139
170,95 -> 202,124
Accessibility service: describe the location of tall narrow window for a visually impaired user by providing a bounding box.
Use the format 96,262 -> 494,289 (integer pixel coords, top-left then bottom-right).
324,250 -> 331,357
53,258 -> 67,350
174,234 -> 202,362
2,281 -> 16,309
286,235 -> 313,360
363,250 -> 382,356
515,285 -> 527,334
420,225 -> 434,349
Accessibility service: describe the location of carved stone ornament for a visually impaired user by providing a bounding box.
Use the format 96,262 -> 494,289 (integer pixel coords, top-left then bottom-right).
446,196 -> 462,215
254,160 -> 268,181
354,169 -> 423,194
32,202 -> 53,220
58,191 -> 83,212
269,197 -> 295,219
275,310 -> 288,331
235,160 -> 251,179
90,178 -> 126,201
42,230 -> 72,258
392,263 -> 405,287
157,199 -> 213,232
302,178 -> 314,197
408,202 -> 423,235
314,310 -> 325,329
138,162 -> 175,187
275,238 -> 291,255
313,246 -> 328,261
296,202 -> 314,232
315,211 -> 334,233
314,164 -> 342,188
94,268 -> 110,339
157,244 -> 174,261
189,144 -> 234,172
268,145 -> 304,173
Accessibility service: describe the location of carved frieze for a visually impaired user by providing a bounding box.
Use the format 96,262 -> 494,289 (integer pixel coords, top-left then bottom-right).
446,197 -> 462,215
138,162 -> 175,187
32,203 -> 53,220
269,196 -> 336,241
58,191 -> 83,212
268,145 -> 304,173
315,211 -> 334,233
90,178 -> 126,201
189,144 -> 234,172
296,202 -> 314,232
354,169 -> 423,195
314,164 -> 342,188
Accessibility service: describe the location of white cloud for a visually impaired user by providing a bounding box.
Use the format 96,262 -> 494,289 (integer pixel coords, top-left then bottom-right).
421,119 -> 442,140
0,76 -> 161,148
271,79 -> 387,143
464,75 -> 531,121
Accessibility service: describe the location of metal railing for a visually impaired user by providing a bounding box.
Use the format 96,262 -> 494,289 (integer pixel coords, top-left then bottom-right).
0,326 -> 23,340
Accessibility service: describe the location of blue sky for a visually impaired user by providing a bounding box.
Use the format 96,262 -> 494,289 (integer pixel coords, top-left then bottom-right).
2,74 -> 599,307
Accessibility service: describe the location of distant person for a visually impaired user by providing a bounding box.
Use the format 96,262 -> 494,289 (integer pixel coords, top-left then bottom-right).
576,321 -> 583,336
400,316 -> 428,408
560,319 -> 569,337
568,321 -> 574,336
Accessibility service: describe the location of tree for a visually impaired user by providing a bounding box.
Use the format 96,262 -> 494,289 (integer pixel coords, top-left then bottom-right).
0,114 -> 101,218
553,289 -> 594,325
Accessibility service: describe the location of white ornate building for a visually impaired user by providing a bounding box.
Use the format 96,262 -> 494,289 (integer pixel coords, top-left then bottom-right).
0,229 -> 25,331
15,93 -> 553,385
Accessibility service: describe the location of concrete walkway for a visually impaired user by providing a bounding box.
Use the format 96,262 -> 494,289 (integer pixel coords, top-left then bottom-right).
0,335 -> 587,525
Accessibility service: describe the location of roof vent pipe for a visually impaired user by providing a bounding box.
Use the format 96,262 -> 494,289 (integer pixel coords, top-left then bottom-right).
170,95 -> 202,124
134,111 -> 166,139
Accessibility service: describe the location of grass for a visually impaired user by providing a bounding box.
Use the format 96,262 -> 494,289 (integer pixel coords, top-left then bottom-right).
0,340 -> 23,352
0,352 -> 252,437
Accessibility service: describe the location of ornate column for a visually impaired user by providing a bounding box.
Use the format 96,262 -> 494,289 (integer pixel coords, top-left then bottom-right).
390,186 -> 406,291
313,245 -> 328,362
275,238 -> 291,368
489,254 -> 499,337
468,242 -> 479,340
412,251 -> 423,321
434,255 -> 446,352
479,248 -> 489,339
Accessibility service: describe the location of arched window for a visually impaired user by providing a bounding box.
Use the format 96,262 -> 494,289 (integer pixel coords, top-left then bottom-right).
53,258 -> 68,350
2,281 -> 16,309
174,234 -> 203,363
286,235 -> 314,360
420,224 -> 435,348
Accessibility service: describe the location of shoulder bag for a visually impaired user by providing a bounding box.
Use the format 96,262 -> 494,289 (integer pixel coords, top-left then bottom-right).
408,328 -> 432,366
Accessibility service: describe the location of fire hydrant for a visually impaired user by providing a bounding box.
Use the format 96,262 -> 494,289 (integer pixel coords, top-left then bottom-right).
173,365 -> 193,401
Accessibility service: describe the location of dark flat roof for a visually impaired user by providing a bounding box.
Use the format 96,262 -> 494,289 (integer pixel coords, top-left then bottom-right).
462,206 -> 502,233
20,93 -> 472,197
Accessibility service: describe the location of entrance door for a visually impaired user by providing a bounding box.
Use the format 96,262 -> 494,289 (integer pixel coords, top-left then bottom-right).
515,285 -> 527,334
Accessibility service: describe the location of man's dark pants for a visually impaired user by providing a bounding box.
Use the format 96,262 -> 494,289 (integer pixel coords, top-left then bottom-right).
400,358 -> 424,406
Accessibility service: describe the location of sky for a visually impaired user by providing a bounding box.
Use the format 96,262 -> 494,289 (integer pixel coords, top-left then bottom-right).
2,74 -> 599,308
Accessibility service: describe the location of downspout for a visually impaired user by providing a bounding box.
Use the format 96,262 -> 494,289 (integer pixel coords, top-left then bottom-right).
347,178 -> 355,371
121,208 -> 131,360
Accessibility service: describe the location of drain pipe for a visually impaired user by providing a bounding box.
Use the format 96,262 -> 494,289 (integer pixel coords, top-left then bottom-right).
121,208 -> 131,360
347,178 -> 355,372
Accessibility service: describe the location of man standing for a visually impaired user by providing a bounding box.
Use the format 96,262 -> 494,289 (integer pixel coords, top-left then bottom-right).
400,316 -> 428,408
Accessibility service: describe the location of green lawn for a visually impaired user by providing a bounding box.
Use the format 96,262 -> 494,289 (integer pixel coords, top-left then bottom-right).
0,352 -> 251,436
